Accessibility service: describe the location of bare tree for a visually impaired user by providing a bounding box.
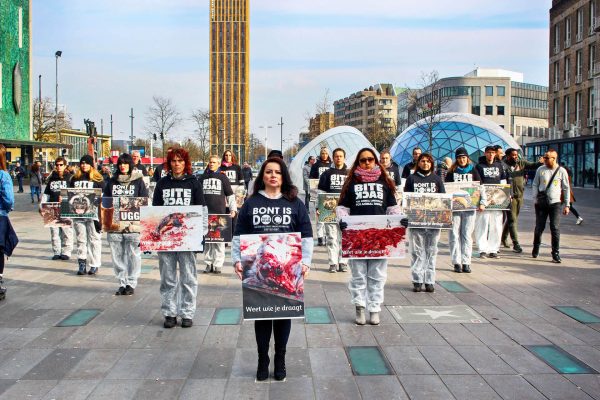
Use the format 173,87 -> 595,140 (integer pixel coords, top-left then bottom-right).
315,88 -> 332,114
365,116 -> 397,151
33,97 -> 72,141
145,96 -> 181,156
190,108 -> 210,164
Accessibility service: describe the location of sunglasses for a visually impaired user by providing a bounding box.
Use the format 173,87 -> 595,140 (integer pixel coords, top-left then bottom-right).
55,164 -> 64,167
359,157 -> 375,164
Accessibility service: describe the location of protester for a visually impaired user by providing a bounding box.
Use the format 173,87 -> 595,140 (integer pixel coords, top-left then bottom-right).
147,166 -> 155,178
337,148 -> 401,325
0,145 -> 16,300
436,157 -> 452,182
475,146 -> 510,259
501,149 -> 543,252
532,149 -> 570,263
318,148 -> 348,273
70,155 -> 106,275
131,150 -> 148,176
302,156 -> 316,208
42,157 -> 73,260
104,154 -> 148,296
232,157 -> 313,381
267,149 -> 284,160
219,150 -> 244,186
199,155 -> 236,274
445,148 -> 483,273
405,153 -> 445,291
310,147 -> 332,246
14,161 -> 25,193
153,147 -> 173,182
380,149 -> 402,185
29,162 -> 43,203
153,148 -> 206,328
241,162 -> 253,190
560,162 -> 584,225
101,165 -> 112,182
401,147 -> 422,178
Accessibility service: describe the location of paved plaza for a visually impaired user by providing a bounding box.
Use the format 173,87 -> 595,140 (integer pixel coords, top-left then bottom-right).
0,186 -> 599,400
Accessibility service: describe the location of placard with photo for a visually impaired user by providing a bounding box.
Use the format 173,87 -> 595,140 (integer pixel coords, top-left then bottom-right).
41,202 -> 72,228
444,181 -> 481,211
403,192 -> 453,229
59,188 -> 101,219
205,214 -> 233,243
317,193 -> 339,223
340,215 -> 407,259
140,206 -> 207,252
102,197 -> 149,232
482,184 -> 511,210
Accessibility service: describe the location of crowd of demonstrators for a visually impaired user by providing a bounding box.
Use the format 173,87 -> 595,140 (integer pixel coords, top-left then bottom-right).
131,150 -> 148,176
233,157 -> 313,381
532,149 -> 570,263
318,148 -> 348,273
337,148 -> 401,326
560,163 -> 584,225
401,147 -> 422,178
405,153 -> 445,292
152,148 -> 207,328
475,146 -> 510,259
0,145 -> 16,301
71,155 -> 106,276
445,148 -> 484,274
310,147 -> 332,246
380,149 -> 402,186
103,154 -> 148,296
199,155 -> 236,274
42,157 -> 73,260
302,155 -> 316,208
29,162 -> 43,203
501,148 -> 543,253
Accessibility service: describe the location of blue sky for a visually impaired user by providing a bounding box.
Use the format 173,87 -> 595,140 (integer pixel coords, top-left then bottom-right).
32,0 -> 552,148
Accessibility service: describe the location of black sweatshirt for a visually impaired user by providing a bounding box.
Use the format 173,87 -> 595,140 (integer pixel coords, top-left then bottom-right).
475,160 -> 510,184
309,158 -> 332,179
338,176 -> 397,216
384,162 -> 402,185
318,165 -> 348,193
404,171 -> 446,193
445,166 -> 482,183
218,164 -> 244,185
103,171 -> 148,198
44,171 -> 72,202
69,173 -> 106,191
152,174 -> 205,206
401,161 -> 416,179
199,170 -> 233,214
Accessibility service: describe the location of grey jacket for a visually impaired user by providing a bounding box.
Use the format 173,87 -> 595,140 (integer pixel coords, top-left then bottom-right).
532,166 -> 570,207
302,164 -> 311,191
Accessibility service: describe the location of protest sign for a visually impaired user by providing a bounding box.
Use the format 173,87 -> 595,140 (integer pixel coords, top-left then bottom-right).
205,214 -> 233,243
309,179 -> 319,203
444,181 -> 481,211
403,192 -> 453,229
140,205 -> 207,251
340,215 -> 407,259
60,188 -> 101,219
317,193 -> 339,223
231,184 -> 247,209
482,184 -> 511,210
41,202 -> 72,228
102,197 -> 149,232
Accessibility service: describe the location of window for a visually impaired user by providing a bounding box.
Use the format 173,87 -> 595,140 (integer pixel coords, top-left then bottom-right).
565,56 -> 571,82
565,17 -> 571,46
553,98 -> 559,125
485,86 -> 493,96
485,105 -> 493,115
497,86 -> 505,96
577,8 -> 584,39
554,61 -> 560,86
589,45 -> 595,78
576,91 -> 582,124
589,88 -> 595,120
563,95 -> 570,124
591,1 -> 596,33
497,105 -> 505,115
576,50 -> 583,79
18,7 -> 23,48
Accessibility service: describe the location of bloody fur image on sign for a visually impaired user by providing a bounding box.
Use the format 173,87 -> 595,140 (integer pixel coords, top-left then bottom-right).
205,214 -> 233,243
317,193 -> 339,223
403,192 -> 453,229
59,188 -> 100,219
139,205 -> 206,252
41,202 -> 72,228
340,215 -> 407,259
102,197 -> 149,232
482,184 -> 511,210
445,182 -> 481,211
241,233 -> 304,320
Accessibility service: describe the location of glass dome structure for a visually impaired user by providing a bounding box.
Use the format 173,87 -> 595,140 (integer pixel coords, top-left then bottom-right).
289,126 -> 375,193
389,113 -> 521,167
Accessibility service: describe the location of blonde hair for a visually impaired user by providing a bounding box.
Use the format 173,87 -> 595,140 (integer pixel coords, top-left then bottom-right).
73,165 -> 104,182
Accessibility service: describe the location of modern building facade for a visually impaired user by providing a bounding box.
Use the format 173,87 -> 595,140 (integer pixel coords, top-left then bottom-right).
308,112 -> 335,140
400,68 -> 549,147
532,0 -> 600,188
209,0 -> 249,162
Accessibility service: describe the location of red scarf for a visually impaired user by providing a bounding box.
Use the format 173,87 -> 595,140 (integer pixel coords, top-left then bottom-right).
354,166 -> 381,183
221,161 -> 233,167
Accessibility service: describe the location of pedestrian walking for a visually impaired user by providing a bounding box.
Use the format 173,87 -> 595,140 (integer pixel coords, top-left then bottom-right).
532,149 -> 570,263
153,148 -> 206,328
29,163 -> 43,203
405,153 -> 445,292
302,156 -> 315,208
14,161 -> 24,193
232,157 -> 313,381
310,147 -> 332,246
104,154 -> 148,296
336,148 -> 401,325
42,157 -> 73,260
0,145 -> 17,301
560,163 -> 584,225
241,162 -> 253,190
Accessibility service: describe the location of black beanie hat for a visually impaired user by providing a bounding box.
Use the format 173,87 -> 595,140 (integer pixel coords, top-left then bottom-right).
80,155 -> 94,165
455,147 -> 468,158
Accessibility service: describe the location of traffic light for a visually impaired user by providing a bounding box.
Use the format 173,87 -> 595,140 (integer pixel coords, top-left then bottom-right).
153,133 -> 157,141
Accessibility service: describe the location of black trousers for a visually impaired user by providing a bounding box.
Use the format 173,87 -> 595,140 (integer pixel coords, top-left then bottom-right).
255,319 -> 291,354
570,205 -> 580,219
533,202 -> 562,254
0,251 -> 4,275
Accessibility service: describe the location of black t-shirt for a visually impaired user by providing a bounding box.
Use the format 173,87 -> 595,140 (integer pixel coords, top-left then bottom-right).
152,174 -> 205,206
219,164 -> 243,185
103,175 -> 148,198
134,162 -> 148,176
234,193 -> 313,238
309,159 -> 332,179
69,174 -> 106,191
401,161 -> 416,179
384,163 -> 402,185
445,167 -> 481,183
338,176 -> 397,216
199,170 -> 234,214
404,172 -> 446,193
476,160 -> 509,184
318,166 -> 348,193
44,171 -> 72,202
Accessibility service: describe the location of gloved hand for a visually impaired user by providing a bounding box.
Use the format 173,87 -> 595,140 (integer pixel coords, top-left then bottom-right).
400,218 -> 408,228
339,220 -> 348,230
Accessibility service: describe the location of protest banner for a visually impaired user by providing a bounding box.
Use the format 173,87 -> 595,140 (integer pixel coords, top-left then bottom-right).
231,184 -> 247,209
205,214 -> 233,243
101,197 -> 149,232
482,184 -> 511,210
40,202 -> 72,228
309,179 -> 319,203
240,232 -> 304,320
444,181 -> 481,211
340,215 -> 407,259
139,205 -> 207,251
59,188 -> 101,219
403,192 -> 453,229
317,193 -> 339,223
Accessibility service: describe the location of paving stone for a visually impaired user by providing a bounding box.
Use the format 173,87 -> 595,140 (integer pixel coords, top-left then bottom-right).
178,379 -> 228,400
285,348 -> 312,378
398,375 -> 455,400
309,347 -> 352,377
146,348 -> 199,379
0,327 -> 47,349
337,324 -> 378,347
432,323 -> 484,346
269,377 -> 315,400
0,380 -> 16,397
418,345 -> 475,375
382,346 -> 435,375
40,379 -> 99,400
0,348 -> 53,379
482,375 -> 548,400
454,345 -> 516,374
306,324 -> 343,348
566,375 -> 600,400
555,322 -> 600,345
189,347 -> 235,379
561,345 -> 600,372
313,376 -> 361,400
287,323 -> 308,348
441,375 -> 502,400
371,324 -> 412,346
223,377 -> 270,400
464,324 -> 517,346
26,309 -> 73,328
231,348 -> 259,378
492,321 -> 552,345
400,324 -> 447,345
527,322 -> 588,346
192,307 -> 215,326
23,348 -> 89,380
202,325 -> 241,348
355,375 -> 408,399
96,325 -> 145,348
86,379 -> 145,400
132,379 -> 184,400
105,349 -> 159,379
471,305 -> 516,322
164,325 -> 209,350
65,349 -> 122,379
0,380 -> 57,400
28,326 -> 77,348
489,344 -> 557,374
524,374 -> 594,400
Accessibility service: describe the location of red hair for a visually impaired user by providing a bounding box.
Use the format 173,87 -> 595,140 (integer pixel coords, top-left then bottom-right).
166,148 -> 192,175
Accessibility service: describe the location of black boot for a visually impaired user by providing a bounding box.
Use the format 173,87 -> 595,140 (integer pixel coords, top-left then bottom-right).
274,349 -> 286,381
256,352 -> 270,381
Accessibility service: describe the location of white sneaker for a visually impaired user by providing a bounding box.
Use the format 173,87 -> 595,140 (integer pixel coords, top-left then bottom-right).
576,217 -> 584,225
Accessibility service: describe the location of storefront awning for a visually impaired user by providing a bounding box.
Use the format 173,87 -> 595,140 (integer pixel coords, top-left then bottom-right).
0,139 -> 72,149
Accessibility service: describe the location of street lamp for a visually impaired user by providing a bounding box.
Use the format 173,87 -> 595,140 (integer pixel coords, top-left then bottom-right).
259,125 -> 272,160
55,50 -> 62,146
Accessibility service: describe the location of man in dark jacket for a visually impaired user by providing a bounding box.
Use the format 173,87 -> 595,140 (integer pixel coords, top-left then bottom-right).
15,162 -> 25,192
241,162 -> 253,190
401,147 -> 422,178
132,150 -> 148,176
380,150 -> 402,185
42,157 -> 73,260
